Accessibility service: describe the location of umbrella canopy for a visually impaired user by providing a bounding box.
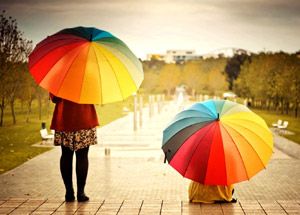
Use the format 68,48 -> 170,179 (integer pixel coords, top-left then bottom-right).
162,100 -> 273,185
29,27 -> 143,104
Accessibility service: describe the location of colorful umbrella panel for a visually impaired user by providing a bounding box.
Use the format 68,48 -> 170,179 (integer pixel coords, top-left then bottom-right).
29,27 -> 143,104
162,100 -> 273,185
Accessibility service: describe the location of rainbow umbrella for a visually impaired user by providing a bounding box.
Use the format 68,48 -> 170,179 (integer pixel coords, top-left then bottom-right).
29,27 -> 143,104
162,100 -> 273,185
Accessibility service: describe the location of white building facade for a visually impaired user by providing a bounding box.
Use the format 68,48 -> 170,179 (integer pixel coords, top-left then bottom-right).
147,50 -> 200,63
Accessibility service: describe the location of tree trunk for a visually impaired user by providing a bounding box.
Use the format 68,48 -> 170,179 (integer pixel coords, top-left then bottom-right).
26,98 -> 33,123
167,89 -> 171,98
46,98 -> 51,120
21,100 -> 24,113
0,97 -> 4,127
295,102 -> 299,118
10,99 -> 16,125
285,102 -> 289,115
266,100 -> 270,110
280,98 -> 284,114
38,96 -> 42,120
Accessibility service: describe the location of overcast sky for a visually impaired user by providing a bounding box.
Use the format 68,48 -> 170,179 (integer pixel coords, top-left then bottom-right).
1,0 -> 299,59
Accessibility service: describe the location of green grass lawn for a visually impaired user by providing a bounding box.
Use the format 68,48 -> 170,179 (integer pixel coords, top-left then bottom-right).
0,97 -> 135,174
253,109 -> 300,144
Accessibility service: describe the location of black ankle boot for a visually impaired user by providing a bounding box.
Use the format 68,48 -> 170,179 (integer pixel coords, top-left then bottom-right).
77,192 -> 89,202
65,190 -> 75,202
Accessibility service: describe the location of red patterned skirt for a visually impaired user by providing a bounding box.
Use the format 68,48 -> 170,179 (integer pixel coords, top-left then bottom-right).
54,128 -> 97,151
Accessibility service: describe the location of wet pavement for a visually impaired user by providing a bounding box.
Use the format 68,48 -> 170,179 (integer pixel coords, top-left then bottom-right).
0,101 -> 300,214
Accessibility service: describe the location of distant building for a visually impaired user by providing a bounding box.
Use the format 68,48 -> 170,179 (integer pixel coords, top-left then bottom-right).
202,48 -> 251,59
164,50 -> 200,63
147,50 -> 200,63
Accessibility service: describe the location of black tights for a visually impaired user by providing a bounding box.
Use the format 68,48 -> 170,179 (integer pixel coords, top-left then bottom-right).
60,145 -> 89,195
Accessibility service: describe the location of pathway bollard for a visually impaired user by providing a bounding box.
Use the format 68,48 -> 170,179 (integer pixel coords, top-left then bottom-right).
157,94 -> 161,114
139,95 -> 143,127
133,95 -> 138,131
151,95 -> 155,116
104,147 -> 110,156
149,95 -> 153,118
161,94 -> 165,110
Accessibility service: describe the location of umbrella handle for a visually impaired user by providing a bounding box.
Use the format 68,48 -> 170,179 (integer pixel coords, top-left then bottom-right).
164,149 -> 171,163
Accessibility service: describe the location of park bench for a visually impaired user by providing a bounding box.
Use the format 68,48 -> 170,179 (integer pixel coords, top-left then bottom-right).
278,121 -> 289,134
40,128 -> 54,144
272,119 -> 282,128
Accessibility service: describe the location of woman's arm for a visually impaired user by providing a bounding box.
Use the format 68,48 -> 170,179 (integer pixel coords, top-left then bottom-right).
49,93 -> 62,103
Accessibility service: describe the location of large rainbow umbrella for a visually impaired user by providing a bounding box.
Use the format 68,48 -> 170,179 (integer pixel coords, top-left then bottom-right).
29,27 -> 143,104
162,100 -> 273,185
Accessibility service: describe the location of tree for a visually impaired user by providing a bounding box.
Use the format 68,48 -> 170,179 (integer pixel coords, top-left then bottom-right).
225,53 -> 249,90
234,52 -> 300,117
17,64 -> 37,123
140,70 -> 159,93
158,64 -> 181,97
207,68 -> 228,95
182,61 -> 202,98
0,10 -> 32,125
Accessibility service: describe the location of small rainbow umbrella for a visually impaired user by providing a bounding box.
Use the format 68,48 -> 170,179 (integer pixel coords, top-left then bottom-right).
162,100 -> 273,185
29,27 -> 143,104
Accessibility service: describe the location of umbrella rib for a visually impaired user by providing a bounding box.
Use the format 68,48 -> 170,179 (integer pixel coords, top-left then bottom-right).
190,103 -> 216,118
222,122 -> 268,170
220,123 -> 250,181
164,117 -> 214,137
99,39 -> 129,50
31,41 -> 85,75
163,119 -> 214,146
220,103 -> 250,116
100,42 -> 143,75
175,109 -> 216,119
202,123 -> 220,184
99,41 -> 138,63
72,27 -> 90,40
38,42 -> 86,91
56,43 -> 88,97
99,43 -> 143,87
182,123 -> 217,179
211,101 -> 222,117
96,43 -> 138,92
92,44 -> 125,99
223,117 -> 269,133
167,116 -> 214,128
90,44 -> 103,104
77,45 -> 90,103
223,120 -> 273,152
188,108 -> 216,119
33,36 -> 84,53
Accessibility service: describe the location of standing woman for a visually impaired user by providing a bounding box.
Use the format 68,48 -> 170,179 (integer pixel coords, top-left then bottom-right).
50,94 -> 99,202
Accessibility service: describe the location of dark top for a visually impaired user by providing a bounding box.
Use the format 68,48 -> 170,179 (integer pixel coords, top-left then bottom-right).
50,94 -> 99,132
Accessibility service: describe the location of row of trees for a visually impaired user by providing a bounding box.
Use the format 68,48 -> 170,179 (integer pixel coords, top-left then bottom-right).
141,57 -> 228,97
0,11 -> 48,126
1,10 -> 299,126
234,52 -> 300,117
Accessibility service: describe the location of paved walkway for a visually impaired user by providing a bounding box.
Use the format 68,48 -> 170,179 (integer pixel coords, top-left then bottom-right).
0,101 -> 300,214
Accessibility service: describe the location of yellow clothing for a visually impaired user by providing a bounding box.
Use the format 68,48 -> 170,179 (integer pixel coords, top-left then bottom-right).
189,181 -> 234,203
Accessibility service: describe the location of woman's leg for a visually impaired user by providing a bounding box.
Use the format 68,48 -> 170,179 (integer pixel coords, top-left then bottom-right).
60,145 -> 75,201
75,146 -> 89,201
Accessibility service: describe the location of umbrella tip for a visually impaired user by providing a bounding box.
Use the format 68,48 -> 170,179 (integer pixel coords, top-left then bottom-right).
217,113 -> 220,121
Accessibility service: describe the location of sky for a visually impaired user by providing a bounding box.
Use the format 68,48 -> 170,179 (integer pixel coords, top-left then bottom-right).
1,0 -> 299,59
